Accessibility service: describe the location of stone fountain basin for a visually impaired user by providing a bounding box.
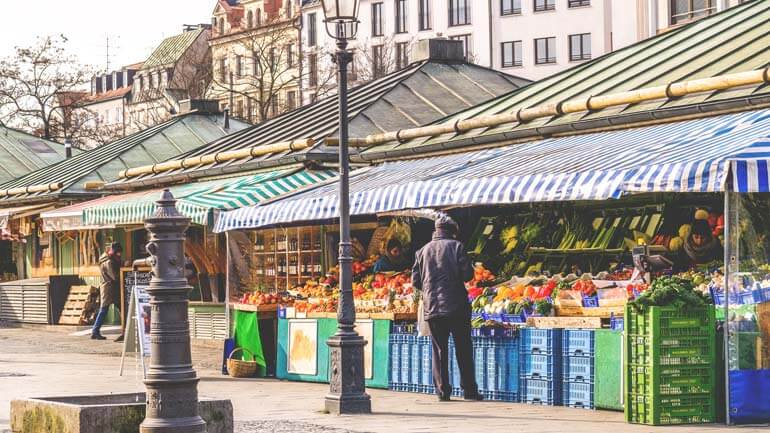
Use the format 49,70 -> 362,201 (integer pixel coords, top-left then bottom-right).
10,392 -> 232,433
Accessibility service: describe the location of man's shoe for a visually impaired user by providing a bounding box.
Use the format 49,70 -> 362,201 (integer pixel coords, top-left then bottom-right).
438,394 -> 451,402
463,393 -> 484,401
114,334 -> 124,343
91,334 -> 106,340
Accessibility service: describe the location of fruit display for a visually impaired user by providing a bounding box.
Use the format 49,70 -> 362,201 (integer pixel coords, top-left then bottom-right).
239,291 -> 293,306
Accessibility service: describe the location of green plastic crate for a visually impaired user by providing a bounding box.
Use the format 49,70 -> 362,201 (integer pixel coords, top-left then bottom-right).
624,305 -> 717,425
628,364 -> 715,395
595,329 -> 623,411
626,393 -> 716,425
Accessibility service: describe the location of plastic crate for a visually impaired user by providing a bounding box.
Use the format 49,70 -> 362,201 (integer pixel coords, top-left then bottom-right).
482,336 -> 519,394
420,338 -> 433,386
501,313 -> 525,323
610,314 -> 624,331
521,353 -> 560,379
410,338 -> 421,386
627,334 -> 715,366
521,377 -> 562,405
520,328 -> 562,355
399,335 -> 412,385
563,355 -> 594,382
482,390 -> 518,402
627,364 -> 715,396
625,305 -> 716,339
626,393 -> 716,425
563,380 -> 594,409
389,335 -> 402,386
473,338 -> 487,390
562,329 -> 595,356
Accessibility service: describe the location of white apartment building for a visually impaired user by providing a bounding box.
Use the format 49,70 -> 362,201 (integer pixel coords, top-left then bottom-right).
301,0 -> 749,87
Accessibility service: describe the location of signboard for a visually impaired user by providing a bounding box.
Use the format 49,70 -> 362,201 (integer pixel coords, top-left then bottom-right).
287,319 -> 318,375
120,268 -> 151,327
118,272 -> 152,377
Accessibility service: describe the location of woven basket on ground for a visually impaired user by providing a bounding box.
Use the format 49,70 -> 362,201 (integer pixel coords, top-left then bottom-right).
227,347 -> 258,378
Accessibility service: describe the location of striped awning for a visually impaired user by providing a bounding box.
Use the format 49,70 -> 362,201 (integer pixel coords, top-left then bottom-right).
40,169 -> 335,230
215,109 -> 770,232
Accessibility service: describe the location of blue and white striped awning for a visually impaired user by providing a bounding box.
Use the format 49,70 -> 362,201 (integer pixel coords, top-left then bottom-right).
215,109 -> 770,232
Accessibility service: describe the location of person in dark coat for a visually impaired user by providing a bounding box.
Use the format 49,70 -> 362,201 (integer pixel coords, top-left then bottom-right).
91,242 -> 122,340
412,215 -> 482,402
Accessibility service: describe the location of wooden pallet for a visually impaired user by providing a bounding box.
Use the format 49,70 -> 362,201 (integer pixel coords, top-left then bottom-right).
526,316 -> 603,329
59,285 -> 98,325
555,305 -> 624,318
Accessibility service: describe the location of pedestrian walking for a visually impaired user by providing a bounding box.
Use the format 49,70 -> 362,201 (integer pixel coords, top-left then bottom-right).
91,242 -> 122,340
411,215 -> 482,402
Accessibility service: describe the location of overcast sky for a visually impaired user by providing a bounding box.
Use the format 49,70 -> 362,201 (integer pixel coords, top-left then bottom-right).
1,0 -> 215,72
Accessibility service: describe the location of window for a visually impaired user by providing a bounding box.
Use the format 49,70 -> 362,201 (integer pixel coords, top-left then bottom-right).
568,0 -> 590,6
247,10 -> 254,28
286,44 -> 295,68
419,0 -> 432,30
396,42 -> 409,70
236,98 -> 243,118
252,54 -> 260,76
307,13 -> 317,46
270,96 -> 279,117
236,55 -> 243,77
372,45 -> 385,78
349,60 -> 357,81
219,58 -> 227,81
535,37 -> 556,64
218,18 -> 225,35
395,0 -> 408,33
501,0 -> 521,15
115,107 -> 122,123
501,41 -> 522,67
450,34 -> 472,60
534,0 -> 555,11
371,2 -> 384,36
149,72 -> 155,89
285,0 -> 292,18
449,0 -> 471,26
568,33 -> 591,61
269,48 -> 277,72
670,0 -> 715,25
256,8 -> 262,25
286,91 -> 297,111
308,53 -> 318,86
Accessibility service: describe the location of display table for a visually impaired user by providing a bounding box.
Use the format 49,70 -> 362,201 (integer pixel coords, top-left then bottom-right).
276,317 -> 391,388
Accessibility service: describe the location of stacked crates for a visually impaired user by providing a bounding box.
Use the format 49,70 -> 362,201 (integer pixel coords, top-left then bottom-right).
520,328 -> 562,405
562,329 -> 595,409
625,305 -> 717,425
448,335 -> 519,401
388,332 -> 413,392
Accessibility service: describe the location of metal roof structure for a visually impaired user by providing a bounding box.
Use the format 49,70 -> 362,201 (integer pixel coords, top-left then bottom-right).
0,113 -> 250,206
107,59 -> 529,189
356,0 -> 770,161
0,126 -> 74,185
142,28 -> 206,70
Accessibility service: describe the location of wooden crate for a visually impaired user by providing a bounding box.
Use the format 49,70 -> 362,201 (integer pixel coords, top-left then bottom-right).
58,285 -> 98,325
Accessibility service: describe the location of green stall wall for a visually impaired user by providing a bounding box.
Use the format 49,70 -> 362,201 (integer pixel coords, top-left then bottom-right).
595,329 -> 623,411
277,318 -> 390,388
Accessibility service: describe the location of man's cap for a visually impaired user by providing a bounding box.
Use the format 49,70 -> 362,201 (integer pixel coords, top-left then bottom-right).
435,214 -> 458,231
110,242 -> 123,253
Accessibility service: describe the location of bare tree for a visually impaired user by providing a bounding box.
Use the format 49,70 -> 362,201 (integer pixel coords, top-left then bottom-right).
0,35 -> 93,141
352,37 -> 416,83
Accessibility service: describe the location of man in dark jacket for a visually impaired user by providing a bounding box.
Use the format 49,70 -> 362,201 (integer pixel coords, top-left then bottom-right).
412,215 -> 482,401
91,242 -> 122,340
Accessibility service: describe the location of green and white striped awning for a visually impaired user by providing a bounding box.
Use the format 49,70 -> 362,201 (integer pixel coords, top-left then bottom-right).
81,169 -> 336,227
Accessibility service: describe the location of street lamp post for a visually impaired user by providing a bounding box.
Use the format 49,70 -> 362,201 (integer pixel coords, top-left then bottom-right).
321,0 -> 371,415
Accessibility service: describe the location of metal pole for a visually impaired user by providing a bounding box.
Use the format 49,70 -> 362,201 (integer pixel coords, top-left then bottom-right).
723,190 -> 732,425
324,36 -> 371,415
140,190 -> 206,433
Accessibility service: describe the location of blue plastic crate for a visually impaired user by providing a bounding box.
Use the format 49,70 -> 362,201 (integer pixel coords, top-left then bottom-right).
502,313 -> 525,323
389,335 -> 401,385
562,329 -> 595,356
738,290 -> 756,305
582,295 -> 599,308
473,338 -> 487,390
520,328 -> 562,355
419,337 -> 433,386
482,390 -> 519,402
562,355 -> 594,382
410,338 -> 422,386
521,377 -> 562,405
521,353 -> 560,380
449,339 -> 461,389
562,380 -> 594,409
483,337 -> 519,394
399,336 -> 412,385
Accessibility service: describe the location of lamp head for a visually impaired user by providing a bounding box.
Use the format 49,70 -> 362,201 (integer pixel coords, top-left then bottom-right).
320,0 -> 360,40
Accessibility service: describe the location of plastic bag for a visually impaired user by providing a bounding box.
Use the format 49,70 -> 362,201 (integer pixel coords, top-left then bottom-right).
417,300 -> 430,337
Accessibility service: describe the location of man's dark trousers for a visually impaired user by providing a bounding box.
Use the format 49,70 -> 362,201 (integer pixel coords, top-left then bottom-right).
427,310 -> 478,398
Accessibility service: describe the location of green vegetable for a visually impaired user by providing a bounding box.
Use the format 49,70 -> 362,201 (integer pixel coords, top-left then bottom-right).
629,276 -> 712,312
535,299 -> 552,316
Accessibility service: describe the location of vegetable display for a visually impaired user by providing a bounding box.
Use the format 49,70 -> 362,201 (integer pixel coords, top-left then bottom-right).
629,276 -> 712,312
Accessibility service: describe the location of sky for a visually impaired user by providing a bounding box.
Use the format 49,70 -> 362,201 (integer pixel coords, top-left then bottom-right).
1,0 -> 215,72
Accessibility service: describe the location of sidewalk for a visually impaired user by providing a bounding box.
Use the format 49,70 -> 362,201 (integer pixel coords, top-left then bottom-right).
0,325 -> 763,433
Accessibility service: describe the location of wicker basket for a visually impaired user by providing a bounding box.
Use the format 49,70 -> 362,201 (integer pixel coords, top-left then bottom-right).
227,347 -> 258,378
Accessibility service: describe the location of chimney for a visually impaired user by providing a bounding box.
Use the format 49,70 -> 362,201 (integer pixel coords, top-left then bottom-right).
64,139 -> 72,159
179,99 -> 221,114
409,38 -> 465,64
224,108 -> 230,130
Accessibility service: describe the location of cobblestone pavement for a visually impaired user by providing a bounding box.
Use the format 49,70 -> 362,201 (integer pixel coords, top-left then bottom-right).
1,324 -> 767,433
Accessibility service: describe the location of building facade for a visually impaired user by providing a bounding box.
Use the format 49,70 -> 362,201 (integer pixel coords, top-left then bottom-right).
208,0 -> 302,123
300,0 -> 750,86
128,25 -> 212,132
